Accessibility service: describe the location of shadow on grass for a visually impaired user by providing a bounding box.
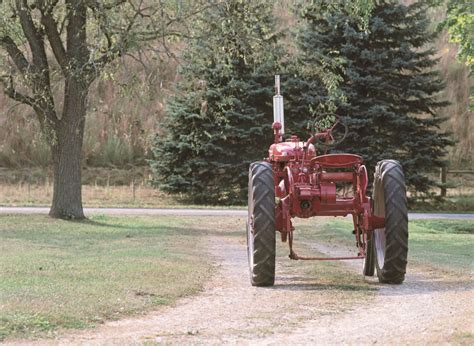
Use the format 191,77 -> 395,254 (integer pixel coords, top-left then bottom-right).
270,275 -> 376,292
269,270 -> 474,294
272,282 -> 376,291
69,218 -> 244,238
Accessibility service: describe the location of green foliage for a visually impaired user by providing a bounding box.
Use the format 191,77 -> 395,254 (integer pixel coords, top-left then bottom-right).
428,0 -> 473,111
440,0 -> 474,109
286,1 -> 453,194
294,0 -> 376,31
150,0 -> 279,204
438,0 -> 474,68
314,114 -> 337,131
0,3 -> 21,40
286,0 -> 377,115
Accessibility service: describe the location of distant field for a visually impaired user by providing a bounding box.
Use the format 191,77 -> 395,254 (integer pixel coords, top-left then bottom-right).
1,167 -> 473,211
0,167 -> 243,208
1,182 -> 473,211
0,183 -> 181,208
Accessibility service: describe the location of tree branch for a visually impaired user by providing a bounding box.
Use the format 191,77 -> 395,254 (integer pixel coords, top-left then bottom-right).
66,0 -> 88,64
0,36 -> 31,75
86,3 -> 141,76
15,0 -> 48,68
40,0 -> 60,13
86,0 -> 127,11
1,75 -> 36,108
41,12 -> 68,73
11,1 -> 58,125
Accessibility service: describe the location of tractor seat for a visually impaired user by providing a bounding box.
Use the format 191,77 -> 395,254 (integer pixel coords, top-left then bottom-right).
311,154 -> 363,168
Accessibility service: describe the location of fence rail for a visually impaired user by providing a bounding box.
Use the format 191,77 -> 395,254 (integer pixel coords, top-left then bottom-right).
439,167 -> 474,197
446,170 -> 474,174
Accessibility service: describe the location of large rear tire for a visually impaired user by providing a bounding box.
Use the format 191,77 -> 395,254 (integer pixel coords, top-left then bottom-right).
373,160 -> 408,284
247,161 -> 276,287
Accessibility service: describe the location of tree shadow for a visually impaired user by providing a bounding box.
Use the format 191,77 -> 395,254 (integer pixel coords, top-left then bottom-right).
272,282 -> 376,292
268,272 -> 473,294
70,218 -> 243,238
366,275 -> 474,296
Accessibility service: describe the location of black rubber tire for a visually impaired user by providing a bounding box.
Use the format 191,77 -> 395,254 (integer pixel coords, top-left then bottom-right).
363,237 -> 375,276
247,161 -> 276,287
373,160 -> 408,284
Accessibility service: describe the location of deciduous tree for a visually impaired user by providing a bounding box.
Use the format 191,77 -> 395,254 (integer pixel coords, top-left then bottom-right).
0,0 -> 211,218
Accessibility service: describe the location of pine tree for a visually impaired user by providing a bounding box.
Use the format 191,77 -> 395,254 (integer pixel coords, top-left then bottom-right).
287,1 -> 452,194
150,1 -> 279,203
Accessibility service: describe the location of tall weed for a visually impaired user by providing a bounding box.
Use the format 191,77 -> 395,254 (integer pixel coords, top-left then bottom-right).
0,53 -> 175,168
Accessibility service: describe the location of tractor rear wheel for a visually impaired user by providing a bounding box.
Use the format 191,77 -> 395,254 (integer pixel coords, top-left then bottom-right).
372,160 -> 408,284
247,161 -> 276,286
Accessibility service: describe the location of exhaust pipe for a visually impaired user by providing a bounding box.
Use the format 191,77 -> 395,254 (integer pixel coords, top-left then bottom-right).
273,75 -> 285,135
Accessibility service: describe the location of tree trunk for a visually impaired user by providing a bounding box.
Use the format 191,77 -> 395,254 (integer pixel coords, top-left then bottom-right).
49,78 -> 87,219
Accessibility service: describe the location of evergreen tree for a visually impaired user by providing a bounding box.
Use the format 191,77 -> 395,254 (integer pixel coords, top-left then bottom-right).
287,1 -> 452,194
150,1 -> 279,203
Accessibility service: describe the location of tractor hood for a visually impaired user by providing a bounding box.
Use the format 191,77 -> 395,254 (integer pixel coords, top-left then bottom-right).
269,141 -> 316,162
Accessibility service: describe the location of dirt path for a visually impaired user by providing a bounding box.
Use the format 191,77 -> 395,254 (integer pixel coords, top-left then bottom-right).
276,241 -> 474,344
13,228 -> 473,345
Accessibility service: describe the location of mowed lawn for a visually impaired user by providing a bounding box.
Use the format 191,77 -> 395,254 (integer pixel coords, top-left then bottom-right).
0,215 -> 216,340
301,218 -> 474,273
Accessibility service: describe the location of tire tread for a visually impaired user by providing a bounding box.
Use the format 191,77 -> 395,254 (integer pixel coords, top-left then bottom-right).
374,160 -> 408,284
248,161 -> 276,286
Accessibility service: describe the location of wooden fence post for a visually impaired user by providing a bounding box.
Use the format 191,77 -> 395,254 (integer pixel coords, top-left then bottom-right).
132,179 -> 136,201
440,167 -> 447,197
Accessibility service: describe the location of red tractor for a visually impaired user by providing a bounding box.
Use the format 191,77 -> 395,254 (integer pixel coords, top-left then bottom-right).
247,76 -> 408,286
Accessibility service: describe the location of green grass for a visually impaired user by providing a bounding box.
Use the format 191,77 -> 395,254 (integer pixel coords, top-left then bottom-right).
0,215 -> 214,341
409,219 -> 474,272
276,222 -> 376,293
305,260 -> 377,292
306,218 -> 474,274
450,332 -> 474,344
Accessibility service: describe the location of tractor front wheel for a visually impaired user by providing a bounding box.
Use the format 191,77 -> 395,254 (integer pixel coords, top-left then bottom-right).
372,160 -> 408,284
247,161 -> 276,286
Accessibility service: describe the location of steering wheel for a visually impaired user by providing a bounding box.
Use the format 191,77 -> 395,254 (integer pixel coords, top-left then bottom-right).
310,114 -> 348,148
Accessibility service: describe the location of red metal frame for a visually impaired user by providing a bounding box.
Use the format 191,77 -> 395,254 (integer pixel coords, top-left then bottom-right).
269,121 -> 385,261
